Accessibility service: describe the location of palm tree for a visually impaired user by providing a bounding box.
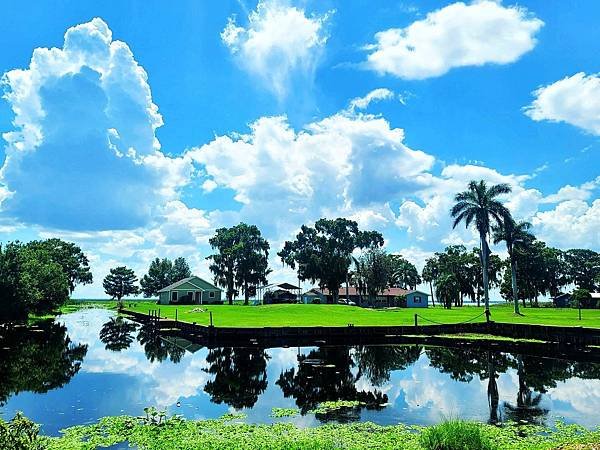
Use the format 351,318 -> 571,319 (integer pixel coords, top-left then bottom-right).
451,180 -> 512,320
422,257 -> 438,307
493,217 -> 533,315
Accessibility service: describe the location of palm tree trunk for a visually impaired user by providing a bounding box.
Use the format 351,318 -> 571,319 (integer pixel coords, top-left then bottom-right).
429,281 -> 435,307
481,234 -> 491,321
510,251 -> 520,314
244,280 -> 249,306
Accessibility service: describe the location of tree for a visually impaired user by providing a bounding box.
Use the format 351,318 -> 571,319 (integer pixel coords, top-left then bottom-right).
572,288 -> 595,309
140,258 -> 173,297
0,242 -> 28,321
564,249 -> 600,291
421,257 -> 438,307
103,266 -> 139,307
451,180 -> 511,319
0,242 -> 70,319
207,223 -> 270,305
435,273 -> 460,309
388,255 -> 421,290
25,239 -> 93,294
171,257 -> 192,282
354,248 -> 393,305
279,218 -> 383,304
493,218 -> 534,315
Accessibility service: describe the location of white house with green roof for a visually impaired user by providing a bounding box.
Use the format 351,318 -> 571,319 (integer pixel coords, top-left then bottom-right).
157,276 -> 222,305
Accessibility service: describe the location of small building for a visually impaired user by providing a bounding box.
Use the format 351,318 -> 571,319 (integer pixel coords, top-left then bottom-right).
405,290 -> 429,308
552,293 -> 572,308
157,276 -> 222,305
257,282 -> 301,304
302,288 -> 327,304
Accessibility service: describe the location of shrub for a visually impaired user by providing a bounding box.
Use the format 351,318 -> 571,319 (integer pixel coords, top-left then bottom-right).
420,420 -> 498,450
0,412 -> 44,450
311,298 -> 321,304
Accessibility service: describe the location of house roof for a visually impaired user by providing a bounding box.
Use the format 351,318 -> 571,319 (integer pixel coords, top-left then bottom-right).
157,276 -> 221,293
591,293 -> 600,299
258,282 -> 300,291
553,293 -> 571,299
321,286 -> 410,297
406,290 -> 429,297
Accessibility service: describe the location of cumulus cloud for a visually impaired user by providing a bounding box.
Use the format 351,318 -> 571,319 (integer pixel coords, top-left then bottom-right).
524,72 -> 600,135
221,0 -> 331,99
189,111 -> 434,239
0,18 -> 192,230
364,0 -> 543,79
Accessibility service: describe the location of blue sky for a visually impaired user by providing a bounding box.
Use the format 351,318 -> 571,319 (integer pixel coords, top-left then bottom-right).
1,0 -> 599,297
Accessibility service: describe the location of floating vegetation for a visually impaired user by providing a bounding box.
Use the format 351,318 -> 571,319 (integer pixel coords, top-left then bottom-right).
219,412 -> 248,421
2,412 -> 600,449
309,400 -> 364,414
270,408 -> 299,418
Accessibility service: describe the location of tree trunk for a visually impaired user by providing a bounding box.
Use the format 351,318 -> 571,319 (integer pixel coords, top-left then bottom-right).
481,234 -> 491,321
509,249 -> 520,314
331,289 -> 339,304
244,280 -> 249,306
429,282 -> 435,307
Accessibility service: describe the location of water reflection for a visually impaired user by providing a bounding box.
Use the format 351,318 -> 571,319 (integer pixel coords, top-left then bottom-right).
0,320 -> 87,405
204,347 -> 270,408
99,317 -> 138,352
1,309 -> 600,436
276,347 -> 387,421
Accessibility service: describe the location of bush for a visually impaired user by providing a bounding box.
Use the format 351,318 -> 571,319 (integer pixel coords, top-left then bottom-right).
0,412 -> 44,450
311,298 -> 321,304
420,420 -> 497,450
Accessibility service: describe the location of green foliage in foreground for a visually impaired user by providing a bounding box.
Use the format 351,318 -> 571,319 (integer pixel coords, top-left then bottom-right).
2,413 -> 600,450
420,420 -> 498,450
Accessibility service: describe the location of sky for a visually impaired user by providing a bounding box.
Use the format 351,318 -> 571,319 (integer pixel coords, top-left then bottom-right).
1,0 -> 599,298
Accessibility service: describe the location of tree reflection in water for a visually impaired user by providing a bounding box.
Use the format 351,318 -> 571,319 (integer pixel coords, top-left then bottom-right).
136,322 -> 186,363
203,347 -> 270,409
99,317 -> 138,351
277,347 -> 388,422
355,345 -> 422,387
0,320 -> 87,405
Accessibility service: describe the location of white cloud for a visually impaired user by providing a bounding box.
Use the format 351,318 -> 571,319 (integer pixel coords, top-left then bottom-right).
364,0 -> 543,79
221,0 -> 331,99
189,111 -> 434,240
349,88 -> 396,111
525,72 -> 600,135
0,18 -> 192,230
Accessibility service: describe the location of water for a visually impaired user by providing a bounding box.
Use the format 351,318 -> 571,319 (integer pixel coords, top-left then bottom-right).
1,309 -> 600,436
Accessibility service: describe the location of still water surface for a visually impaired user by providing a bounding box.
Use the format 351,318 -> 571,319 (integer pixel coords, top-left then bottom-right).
1,309 -> 600,435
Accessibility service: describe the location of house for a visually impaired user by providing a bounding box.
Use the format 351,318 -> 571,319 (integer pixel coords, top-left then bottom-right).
302,288 -> 327,304
405,290 -> 429,308
157,276 -> 222,305
552,293 -> 572,308
303,286 -> 429,308
257,282 -> 301,304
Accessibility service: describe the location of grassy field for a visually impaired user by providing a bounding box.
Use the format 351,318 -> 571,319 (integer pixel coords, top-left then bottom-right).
122,302 -> 600,328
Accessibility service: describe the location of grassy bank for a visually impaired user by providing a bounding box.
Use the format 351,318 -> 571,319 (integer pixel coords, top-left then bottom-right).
4,413 -> 600,450
123,303 -> 600,328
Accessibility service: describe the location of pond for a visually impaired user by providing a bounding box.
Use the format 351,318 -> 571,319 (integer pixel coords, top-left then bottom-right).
1,309 -> 600,436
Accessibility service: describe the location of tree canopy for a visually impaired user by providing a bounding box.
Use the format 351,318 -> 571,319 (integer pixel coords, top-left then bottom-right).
207,223 -> 271,304
140,257 -> 192,297
278,218 -> 383,303
103,266 -> 139,305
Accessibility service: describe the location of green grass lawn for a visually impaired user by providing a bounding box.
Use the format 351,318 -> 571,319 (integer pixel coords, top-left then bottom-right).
123,302 -> 600,328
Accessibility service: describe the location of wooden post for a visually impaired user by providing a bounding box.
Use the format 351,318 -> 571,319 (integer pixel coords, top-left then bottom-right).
175,309 -> 178,322
210,311 -> 213,327
158,308 -> 161,319
414,314 -> 418,327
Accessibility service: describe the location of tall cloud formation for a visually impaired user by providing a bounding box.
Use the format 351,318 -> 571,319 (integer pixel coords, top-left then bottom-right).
0,18 -> 191,230
364,0 -> 543,79
221,0 -> 331,99
525,72 -> 600,135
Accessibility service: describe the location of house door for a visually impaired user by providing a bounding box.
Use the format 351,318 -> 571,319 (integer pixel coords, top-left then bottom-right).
195,291 -> 201,304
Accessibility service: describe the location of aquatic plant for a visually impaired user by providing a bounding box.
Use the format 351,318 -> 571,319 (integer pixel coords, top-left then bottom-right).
270,407 -> 299,418
420,419 -> 498,450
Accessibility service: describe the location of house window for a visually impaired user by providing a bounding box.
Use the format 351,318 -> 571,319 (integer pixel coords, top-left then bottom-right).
414,296 -> 421,303
171,291 -> 178,302
209,291 -> 216,298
